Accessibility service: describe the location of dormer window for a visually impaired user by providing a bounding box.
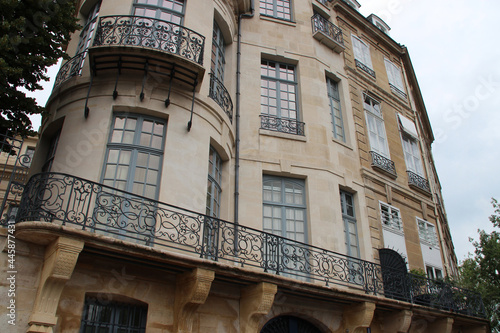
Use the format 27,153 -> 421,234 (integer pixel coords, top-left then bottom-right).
368,14 -> 390,35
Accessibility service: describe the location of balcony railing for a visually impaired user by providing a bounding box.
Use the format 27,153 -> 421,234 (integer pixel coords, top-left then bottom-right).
370,151 -> 397,177
15,172 -> 485,317
93,15 -> 205,65
355,59 -> 376,78
407,170 -> 431,193
311,13 -> 344,53
209,73 -> 233,123
260,114 -> 305,136
53,52 -> 88,89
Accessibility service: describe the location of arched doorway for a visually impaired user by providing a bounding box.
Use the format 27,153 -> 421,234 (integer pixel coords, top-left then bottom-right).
261,315 -> 322,333
378,248 -> 410,301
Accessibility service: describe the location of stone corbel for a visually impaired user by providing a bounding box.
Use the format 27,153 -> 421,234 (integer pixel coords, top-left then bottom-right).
428,317 -> 453,333
27,237 -> 84,333
337,301 -> 376,333
240,282 -> 277,333
174,268 -> 215,333
382,310 -> 412,333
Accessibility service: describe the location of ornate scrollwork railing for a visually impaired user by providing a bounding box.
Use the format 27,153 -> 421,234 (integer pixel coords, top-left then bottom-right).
311,13 -> 344,46
16,172 -> 486,318
260,114 -> 305,136
93,15 -> 205,65
54,52 -> 88,89
355,59 -> 376,78
370,151 -> 397,177
209,73 -> 233,123
407,170 -> 431,193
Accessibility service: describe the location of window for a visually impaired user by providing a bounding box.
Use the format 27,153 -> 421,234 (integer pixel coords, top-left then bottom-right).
22,147 -> 35,168
6,206 -> 18,224
380,202 -> 402,232
263,176 -> 306,243
260,60 -> 302,134
260,0 -> 292,21
364,95 -> 389,157
340,191 -> 359,257
398,114 -> 424,176
80,297 -> 147,333
426,265 -> 443,280
133,0 -> 185,25
384,59 -> 406,96
402,134 -> 424,176
327,77 -> 345,142
211,21 -> 225,82
351,35 -> 374,77
102,115 -> 166,199
206,146 -> 222,218
42,130 -> 60,172
417,218 -> 439,248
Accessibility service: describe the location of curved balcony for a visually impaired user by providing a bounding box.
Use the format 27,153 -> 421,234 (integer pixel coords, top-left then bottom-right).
93,15 -> 205,65
260,114 -> 305,136
53,52 -> 88,89
209,73 -> 233,123
14,172 -> 486,318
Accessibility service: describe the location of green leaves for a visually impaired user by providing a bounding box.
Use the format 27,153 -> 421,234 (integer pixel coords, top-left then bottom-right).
0,0 -> 79,137
459,198 -> 500,332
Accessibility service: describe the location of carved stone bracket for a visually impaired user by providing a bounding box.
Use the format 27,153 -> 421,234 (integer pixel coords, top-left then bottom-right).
240,282 -> 277,333
27,237 -> 84,333
428,317 -> 454,333
337,301 -> 376,333
174,268 -> 215,333
382,310 -> 412,333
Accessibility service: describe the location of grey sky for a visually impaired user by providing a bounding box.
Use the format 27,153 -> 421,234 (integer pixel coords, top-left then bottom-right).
28,0 -> 499,262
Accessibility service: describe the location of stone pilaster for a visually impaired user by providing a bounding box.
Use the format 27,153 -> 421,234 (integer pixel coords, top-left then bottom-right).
174,268 -> 215,333
27,237 -> 84,333
239,282 -> 277,333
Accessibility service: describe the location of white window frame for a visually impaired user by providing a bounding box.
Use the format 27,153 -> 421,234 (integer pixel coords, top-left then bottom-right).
326,77 -> 345,142
417,218 -> 439,248
340,191 -> 359,258
379,202 -> 403,233
364,95 -> 390,157
426,265 -> 443,280
398,114 -> 424,176
351,35 -> 373,71
384,58 -> 406,97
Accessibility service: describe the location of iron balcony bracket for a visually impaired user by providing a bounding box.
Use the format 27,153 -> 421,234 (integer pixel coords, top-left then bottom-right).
187,79 -> 198,132
112,57 -> 122,100
165,66 -> 175,108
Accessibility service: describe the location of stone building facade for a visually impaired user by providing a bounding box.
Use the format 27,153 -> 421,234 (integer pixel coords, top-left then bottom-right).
0,0 -> 489,332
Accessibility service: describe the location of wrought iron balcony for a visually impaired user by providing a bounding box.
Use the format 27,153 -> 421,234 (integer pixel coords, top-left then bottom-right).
407,170 -> 431,193
260,114 -> 305,136
209,73 -> 233,123
14,172 -> 485,318
53,52 -> 88,89
370,151 -> 397,177
355,59 -> 376,78
311,13 -> 344,53
93,16 -> 205,65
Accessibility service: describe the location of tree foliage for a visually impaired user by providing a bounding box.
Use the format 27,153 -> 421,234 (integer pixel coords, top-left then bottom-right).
459,198 -> 500,332
0,0 -> 79,137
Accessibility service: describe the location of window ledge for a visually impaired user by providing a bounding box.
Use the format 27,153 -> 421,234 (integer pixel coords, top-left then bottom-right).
259,15 -> 296,27
259,128 -> 307,142
331,137 -> 353,150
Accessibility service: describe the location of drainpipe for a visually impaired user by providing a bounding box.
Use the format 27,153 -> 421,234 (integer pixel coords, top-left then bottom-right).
234,0 -> 254,228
